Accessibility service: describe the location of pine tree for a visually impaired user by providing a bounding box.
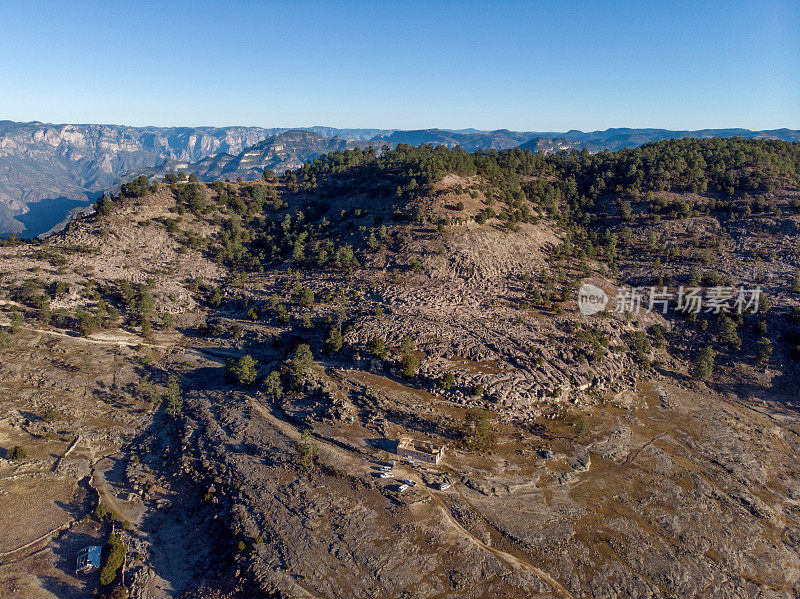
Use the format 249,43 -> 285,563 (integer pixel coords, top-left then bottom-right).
755,337 -> 773,365
290,344 -> 314,385
264,371 -> 283,400
716,315 -> 741,348
692,346 -> 716,381
164,375 -> 182,416
227,355 -> 258,385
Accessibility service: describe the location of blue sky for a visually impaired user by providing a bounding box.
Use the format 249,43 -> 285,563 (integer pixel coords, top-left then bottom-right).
0,0 -> 797,131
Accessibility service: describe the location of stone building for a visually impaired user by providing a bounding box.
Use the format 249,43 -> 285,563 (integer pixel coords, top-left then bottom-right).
397,436 -> 444,465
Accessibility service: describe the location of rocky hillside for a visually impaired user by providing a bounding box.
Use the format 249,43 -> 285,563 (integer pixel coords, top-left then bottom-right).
1,138 -> 800,598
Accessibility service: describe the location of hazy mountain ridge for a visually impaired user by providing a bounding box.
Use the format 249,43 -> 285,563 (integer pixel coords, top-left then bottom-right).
145,129 -> 370,183
0,121 -> 286,233
368,128 -> 535,150
521,127 -> 800,153
0,120 -> 798,235
163,126 -> 800,187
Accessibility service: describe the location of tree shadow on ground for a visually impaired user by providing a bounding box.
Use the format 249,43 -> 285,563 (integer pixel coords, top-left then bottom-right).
39,525 -> 102,599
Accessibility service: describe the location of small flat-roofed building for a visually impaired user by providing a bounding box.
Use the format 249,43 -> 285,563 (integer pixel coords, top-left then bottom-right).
397,436 -> 444,465
76,545 -> 103,574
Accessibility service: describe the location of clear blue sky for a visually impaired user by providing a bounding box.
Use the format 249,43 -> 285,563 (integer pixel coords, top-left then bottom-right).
1,0 -> 797,131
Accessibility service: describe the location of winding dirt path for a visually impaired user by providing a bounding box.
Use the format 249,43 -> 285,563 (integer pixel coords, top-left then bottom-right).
0,316 -> 167,349
91,454 -> 144,526
429,490 -> 576,599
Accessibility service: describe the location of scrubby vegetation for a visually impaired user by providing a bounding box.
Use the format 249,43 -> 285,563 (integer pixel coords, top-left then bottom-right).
7,445 -> 27,460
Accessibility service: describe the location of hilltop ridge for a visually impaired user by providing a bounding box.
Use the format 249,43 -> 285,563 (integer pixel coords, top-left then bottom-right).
2,120 -> 799,236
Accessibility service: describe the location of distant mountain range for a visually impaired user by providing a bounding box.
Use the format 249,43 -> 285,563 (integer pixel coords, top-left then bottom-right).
519,128 -> 800,153
368,128 -> 534,150
142,129 -> 366,183
0,121 -> 282,234
0,120 -> 798,236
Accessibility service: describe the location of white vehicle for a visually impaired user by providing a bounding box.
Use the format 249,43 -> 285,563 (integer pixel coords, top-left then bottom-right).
379,465 -> 392,471
403,480 -> 417,487
437,482 -> 452,491
398,484 -> 409,492
380,472 -> 395,478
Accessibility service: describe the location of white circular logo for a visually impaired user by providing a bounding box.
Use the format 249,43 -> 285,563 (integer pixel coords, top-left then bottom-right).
577,283 -> 608,316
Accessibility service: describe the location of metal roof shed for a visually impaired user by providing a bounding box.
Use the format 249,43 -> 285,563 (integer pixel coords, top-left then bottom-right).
76,545 -> 103,573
